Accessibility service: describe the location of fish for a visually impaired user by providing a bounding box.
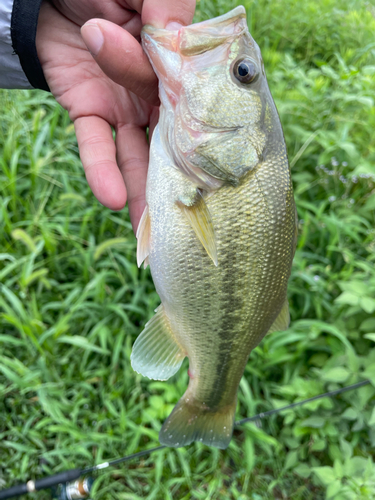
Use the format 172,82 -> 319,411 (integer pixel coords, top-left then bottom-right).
131,6 -> 297,449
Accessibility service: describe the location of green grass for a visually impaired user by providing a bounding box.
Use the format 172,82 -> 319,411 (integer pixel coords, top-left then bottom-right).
1,0 -> 375,499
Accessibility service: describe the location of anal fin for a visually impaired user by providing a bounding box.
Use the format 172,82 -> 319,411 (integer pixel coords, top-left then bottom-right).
131,305 -> 185,380
177,190 -> 218,266
268,299 -> 290,334
136,205 -> 150,269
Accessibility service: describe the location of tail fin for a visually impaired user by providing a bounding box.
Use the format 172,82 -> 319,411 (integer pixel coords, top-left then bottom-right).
159,393 -> 236,449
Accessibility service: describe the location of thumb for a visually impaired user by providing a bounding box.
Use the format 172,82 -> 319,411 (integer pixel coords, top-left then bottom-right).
81,19 -> 159,106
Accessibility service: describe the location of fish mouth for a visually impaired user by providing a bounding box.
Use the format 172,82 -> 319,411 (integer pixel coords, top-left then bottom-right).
142,6 -> 247,56
178,6 -> 247,56
141,7 -> 249,105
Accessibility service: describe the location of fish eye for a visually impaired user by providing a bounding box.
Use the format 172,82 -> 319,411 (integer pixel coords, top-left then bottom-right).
232,58 -> 258,84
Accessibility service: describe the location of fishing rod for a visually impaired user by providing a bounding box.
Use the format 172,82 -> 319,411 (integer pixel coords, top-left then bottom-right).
0,446 -> 166,500
0,471 -> 90,500
0,379 -> 370,500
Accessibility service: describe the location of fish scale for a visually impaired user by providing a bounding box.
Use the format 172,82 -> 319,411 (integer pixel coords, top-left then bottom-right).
131,6 -> 296,449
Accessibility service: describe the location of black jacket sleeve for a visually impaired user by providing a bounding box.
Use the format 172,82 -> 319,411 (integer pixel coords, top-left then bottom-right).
11,0 -> 50,91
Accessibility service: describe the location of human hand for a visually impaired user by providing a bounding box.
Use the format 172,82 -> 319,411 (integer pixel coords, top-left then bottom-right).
36,0 -> 195,230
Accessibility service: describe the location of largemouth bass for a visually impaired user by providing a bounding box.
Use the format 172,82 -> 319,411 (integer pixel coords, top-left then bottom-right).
131,6 -> 297,449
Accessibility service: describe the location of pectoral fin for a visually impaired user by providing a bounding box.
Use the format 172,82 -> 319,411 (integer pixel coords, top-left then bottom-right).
268,299 -> 290,334
136,205 -> 151,269
131,305 -> 186,380
177,190 -> 218,266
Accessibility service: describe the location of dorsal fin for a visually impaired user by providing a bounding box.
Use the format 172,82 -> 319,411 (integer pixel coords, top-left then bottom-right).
268,299 -> 290,334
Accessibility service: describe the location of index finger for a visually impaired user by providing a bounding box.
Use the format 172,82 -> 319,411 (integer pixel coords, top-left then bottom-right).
142,0 -> 196,28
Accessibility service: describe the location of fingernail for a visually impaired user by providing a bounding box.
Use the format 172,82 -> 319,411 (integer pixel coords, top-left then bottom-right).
165,21 -> 183,31
81,23 -> 103,56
